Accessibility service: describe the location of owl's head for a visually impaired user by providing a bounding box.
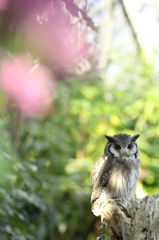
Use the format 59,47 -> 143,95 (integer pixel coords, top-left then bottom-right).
104,133 -> 140,158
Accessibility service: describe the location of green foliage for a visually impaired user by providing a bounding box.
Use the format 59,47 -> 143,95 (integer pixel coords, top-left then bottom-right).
0,54 -> 159,239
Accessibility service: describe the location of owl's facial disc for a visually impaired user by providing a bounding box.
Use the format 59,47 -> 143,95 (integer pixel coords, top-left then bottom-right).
109,144 -> 121,157
109,143 -> 137,157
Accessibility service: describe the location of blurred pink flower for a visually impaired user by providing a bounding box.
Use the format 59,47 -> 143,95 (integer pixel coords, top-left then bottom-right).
0,56 -> 55,118
0,0 -> 8,11
22,8 -> 89,70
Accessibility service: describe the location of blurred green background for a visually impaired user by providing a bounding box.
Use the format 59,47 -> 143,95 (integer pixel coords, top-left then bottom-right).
1,56 -> 159,240
0,0 -> 159,240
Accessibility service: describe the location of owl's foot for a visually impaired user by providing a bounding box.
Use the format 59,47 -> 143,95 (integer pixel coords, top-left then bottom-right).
101,200 -> 117,222
102,200 -> 111,210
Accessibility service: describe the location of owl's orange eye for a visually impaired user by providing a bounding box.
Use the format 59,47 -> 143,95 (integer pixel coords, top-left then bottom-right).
128,144 -> 133,149
115,144 -> 121,150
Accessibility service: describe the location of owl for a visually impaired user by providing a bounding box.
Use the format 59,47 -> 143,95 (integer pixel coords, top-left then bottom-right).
91,133 -> 140,216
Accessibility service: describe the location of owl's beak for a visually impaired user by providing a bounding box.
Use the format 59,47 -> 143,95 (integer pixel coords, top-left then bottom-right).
123,151 -> 127,157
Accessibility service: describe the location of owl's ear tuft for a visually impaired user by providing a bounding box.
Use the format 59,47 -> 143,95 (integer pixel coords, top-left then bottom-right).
131,134 -> 140,142
105,135 -> 116,143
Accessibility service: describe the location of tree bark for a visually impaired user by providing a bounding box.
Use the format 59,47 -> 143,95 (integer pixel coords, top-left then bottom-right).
101,194 -> 159,240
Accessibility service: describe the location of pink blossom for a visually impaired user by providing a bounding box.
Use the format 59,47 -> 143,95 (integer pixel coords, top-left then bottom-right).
22,8 -> 88,70
0,0 -> 8,11
0,56 -> 55,118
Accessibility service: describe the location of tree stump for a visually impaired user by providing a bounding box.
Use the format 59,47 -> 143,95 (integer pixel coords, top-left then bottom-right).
101,194 -> 159,240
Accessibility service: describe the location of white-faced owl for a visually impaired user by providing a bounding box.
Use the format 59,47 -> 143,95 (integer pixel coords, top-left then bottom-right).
91,133 -> 140,216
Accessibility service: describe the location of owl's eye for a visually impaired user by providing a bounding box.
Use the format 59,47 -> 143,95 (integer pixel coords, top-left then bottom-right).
114,144 -> 121,150
128,144 -> 133,149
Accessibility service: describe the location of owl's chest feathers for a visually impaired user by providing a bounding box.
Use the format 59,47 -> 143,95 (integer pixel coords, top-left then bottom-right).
105,156 -> 139,198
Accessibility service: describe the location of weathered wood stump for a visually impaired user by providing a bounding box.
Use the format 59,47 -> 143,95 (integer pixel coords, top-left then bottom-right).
101,194 -> 159,240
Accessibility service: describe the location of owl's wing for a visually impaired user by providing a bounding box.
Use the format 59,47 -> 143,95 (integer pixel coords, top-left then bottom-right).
98,155 -> 114,187
91,155 -> 113,216
91,155 -> 107,184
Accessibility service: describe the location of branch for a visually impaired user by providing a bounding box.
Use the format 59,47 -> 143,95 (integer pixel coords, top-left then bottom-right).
101,194 -> 159,240
119,0 -> 141,53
